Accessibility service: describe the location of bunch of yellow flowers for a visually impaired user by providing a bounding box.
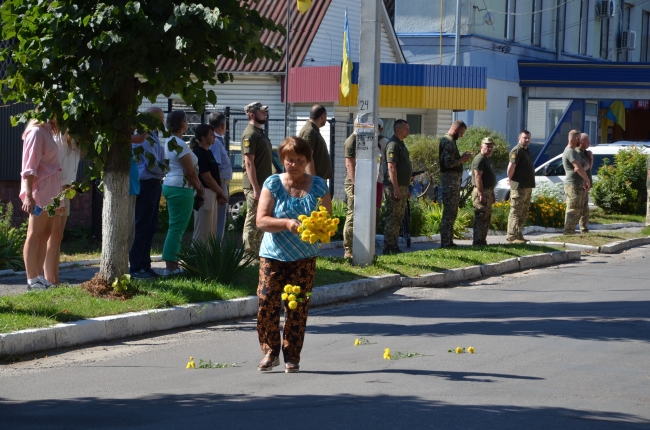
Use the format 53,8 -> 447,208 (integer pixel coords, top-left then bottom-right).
281,284 -> 311,310
297,198 -> 339,244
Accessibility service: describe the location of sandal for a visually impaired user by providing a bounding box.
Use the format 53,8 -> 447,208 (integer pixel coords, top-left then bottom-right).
257,355 -> 280,372
285,362 -> 300,373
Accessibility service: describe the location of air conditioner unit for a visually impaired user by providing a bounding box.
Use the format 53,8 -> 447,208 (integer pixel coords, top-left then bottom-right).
620,30 -> 636,50
599,0 -> 616,19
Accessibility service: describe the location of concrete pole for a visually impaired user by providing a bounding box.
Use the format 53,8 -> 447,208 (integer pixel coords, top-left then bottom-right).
352,0 -> 381,266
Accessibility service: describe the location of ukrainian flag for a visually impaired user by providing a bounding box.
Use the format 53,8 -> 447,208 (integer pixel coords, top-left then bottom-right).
297,0 -> 311,14
340,8 -> 353,97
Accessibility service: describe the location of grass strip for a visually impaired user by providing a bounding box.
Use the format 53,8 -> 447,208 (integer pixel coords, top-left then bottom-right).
0,244 -> 556,334
542,228 -> 650,247
588,208 -> 646,225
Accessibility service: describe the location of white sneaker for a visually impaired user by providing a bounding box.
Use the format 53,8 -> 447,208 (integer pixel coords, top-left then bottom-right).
38,276 -> 56,288
27,281 -> 47,291
163,268 -> 183,276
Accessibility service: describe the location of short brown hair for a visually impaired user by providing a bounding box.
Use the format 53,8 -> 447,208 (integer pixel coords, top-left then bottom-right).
278,136 -> 312,163
568,129 -> 581,141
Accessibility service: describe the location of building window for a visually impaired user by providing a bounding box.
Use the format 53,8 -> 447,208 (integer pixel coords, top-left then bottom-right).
531,0 -> 542,46
406,114 -> 422,135
579,0 -> 588,55
618,3 -> 633,61
642,12 -> 650,62
526,100 -> 570,141
600,17 -> 610,59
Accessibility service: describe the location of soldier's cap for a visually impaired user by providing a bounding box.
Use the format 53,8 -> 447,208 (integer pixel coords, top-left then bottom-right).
481,137 -> 495,146
244,102 -> 268,114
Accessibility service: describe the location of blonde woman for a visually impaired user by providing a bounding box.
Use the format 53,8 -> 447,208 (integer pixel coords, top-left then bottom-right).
20,119 -> 63,290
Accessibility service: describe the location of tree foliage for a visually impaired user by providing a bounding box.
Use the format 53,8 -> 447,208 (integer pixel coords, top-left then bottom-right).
0,0 -> 283,281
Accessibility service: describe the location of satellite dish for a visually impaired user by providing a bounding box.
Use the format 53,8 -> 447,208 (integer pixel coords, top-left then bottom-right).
484,12 -> 494,26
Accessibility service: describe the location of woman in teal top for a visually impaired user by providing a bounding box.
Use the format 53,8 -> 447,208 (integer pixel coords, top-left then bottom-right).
256,136 -> 332,373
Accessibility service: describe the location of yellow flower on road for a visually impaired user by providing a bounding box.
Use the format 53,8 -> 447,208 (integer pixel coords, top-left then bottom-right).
383,348 -> 391,360
186,357 -> 196,369
456,347 -> 463,354
468,346 -> 475,353
354,339 -> 360,346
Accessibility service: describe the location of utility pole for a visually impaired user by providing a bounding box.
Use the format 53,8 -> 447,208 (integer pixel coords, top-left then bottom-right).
353,0 -> 381,266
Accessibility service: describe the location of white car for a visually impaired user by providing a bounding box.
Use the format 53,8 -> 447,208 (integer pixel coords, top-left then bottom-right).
494,142 -> 650,203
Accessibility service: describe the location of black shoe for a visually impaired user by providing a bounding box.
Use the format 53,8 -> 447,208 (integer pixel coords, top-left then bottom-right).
472,241 -> 487,246
143,268 -> 160,278
131,270 -> 158,279
383,247 -> 403,255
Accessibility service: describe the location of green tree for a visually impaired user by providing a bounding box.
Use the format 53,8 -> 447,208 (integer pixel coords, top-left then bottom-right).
0,1 -> 282,283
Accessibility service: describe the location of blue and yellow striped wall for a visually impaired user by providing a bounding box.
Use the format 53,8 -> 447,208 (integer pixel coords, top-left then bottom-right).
340,63 -> 487,110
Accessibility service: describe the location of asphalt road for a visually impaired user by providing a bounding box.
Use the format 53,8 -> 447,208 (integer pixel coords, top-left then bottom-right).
1,246 -> 649,429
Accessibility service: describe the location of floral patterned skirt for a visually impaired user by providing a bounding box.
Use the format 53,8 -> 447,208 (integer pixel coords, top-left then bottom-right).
257,257 -> 316,364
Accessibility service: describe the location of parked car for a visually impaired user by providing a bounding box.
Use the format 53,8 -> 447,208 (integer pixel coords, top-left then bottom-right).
494,142 -> 650,204
228,143 -> 283,219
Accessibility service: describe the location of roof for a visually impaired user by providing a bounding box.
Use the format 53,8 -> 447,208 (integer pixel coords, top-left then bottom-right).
518,61 -> 650,90
215,0 -> 332,73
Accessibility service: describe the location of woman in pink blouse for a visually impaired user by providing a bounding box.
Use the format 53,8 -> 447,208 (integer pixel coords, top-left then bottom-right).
20,119 -> 63,291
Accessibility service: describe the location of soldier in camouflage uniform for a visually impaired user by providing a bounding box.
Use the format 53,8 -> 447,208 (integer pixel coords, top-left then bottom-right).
576,133 -> 593,233
439,120 -> 471,248
471,137 -> 496,245
383,120 -> 411,255
506,131 -> 535,244
298,104 -> 332,181
342,130 -> 357,258
241,102 -> 273,256
562,130 -> 591,235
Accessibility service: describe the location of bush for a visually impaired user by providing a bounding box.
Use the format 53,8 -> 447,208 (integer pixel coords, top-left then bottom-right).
592,147 -> 648,214
331,198 -> 347,240
531,181 -> 564,202
420,201 -> 471,238
408,198 -> 426,237
177,233 -> 255,283
528,196 -> 566,228
490,201 -> 510,231
0,201 -> 27,271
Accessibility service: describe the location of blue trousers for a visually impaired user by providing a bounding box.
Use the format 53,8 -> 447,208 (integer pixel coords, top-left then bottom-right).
129,179 -> 162,273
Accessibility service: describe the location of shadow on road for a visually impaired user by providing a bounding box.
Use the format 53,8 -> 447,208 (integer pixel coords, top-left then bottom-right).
308,299 -> 650,342
1,393 -> 648,429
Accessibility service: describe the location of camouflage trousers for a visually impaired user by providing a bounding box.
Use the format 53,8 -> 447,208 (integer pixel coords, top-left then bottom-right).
343,184 -> 354,255
472,187 -> 494,245
383,184 -> 409,248
579,190 -> 590,233
647,189 -> 650,226
243,189 -> 263,256
507,188 -> 532,241
440,172 -> 462,247
564,183 -> 587,235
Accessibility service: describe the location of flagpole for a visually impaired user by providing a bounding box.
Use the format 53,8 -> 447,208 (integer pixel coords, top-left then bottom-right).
284,0 -> 291,138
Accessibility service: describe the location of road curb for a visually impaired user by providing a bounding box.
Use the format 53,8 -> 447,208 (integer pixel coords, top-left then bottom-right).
0,249 -> 583,357
528,236 -> 650,254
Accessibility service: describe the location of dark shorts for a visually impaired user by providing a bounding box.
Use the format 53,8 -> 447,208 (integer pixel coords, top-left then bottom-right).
376,183 -> 383,208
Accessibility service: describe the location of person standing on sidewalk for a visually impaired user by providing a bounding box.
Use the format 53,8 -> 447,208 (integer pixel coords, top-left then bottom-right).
255,136 -> 331,373
382,119 -> 412,255
342,126 -> 357,259
241,102 -> 272,256
506,130 -> 535,244
577,133 -> 593,233
439,120 -> 471,248
471,137 -> 496,246
129,107 -> 167,279
562,130 -> 591,235
299,104 -> 332,182
208,112 -> 232,238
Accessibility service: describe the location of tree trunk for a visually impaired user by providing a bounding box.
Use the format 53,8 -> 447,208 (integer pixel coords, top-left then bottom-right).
98,79 -> 136,283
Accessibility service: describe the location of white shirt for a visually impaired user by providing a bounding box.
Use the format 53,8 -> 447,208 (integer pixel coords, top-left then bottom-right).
55,133 -> 80,186
162,136 -> 198,188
